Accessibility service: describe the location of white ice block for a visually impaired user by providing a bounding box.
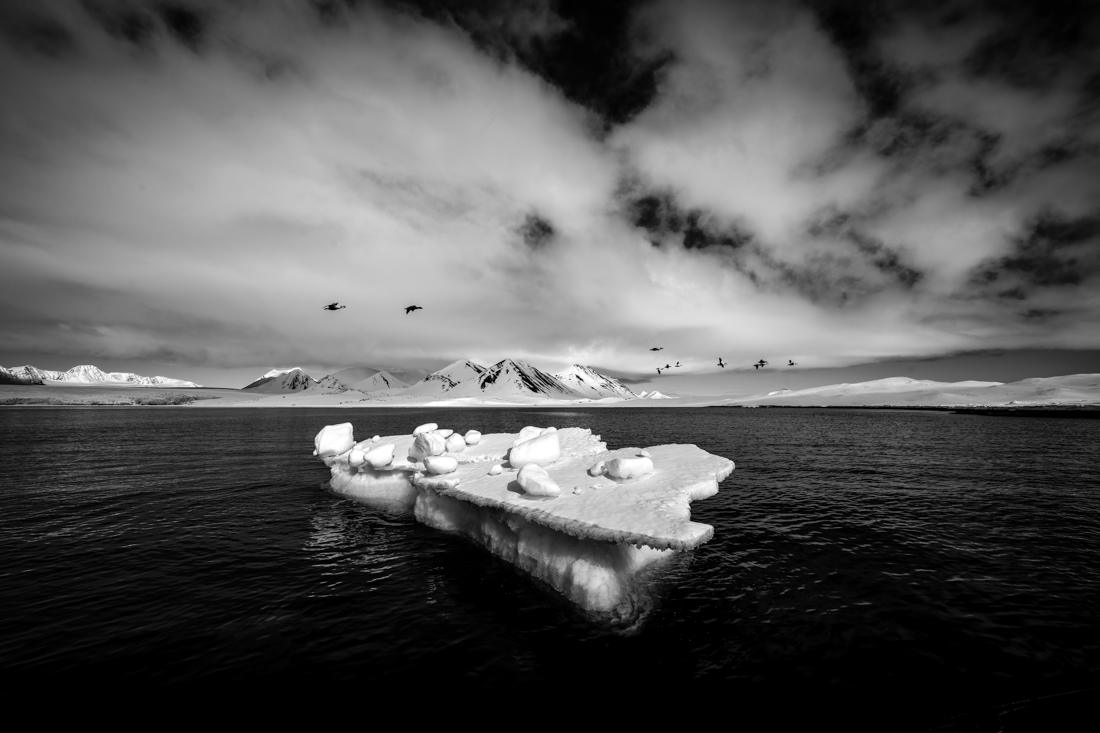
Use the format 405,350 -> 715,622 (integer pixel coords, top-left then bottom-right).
316,423 -> 734,619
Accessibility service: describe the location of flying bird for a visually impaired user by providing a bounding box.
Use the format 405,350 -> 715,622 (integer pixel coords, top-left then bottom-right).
665,364 -> 671,369
657,367 -> 663,375
322,302 -> 346,311
649,347 -> 664,351
404,305 -> 423,314
788,360 -> 796,366
674,361 -> 682,367
718,358 -> 725,368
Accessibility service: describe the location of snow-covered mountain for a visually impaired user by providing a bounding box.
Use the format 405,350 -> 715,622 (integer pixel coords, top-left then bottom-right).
472,359 -> 581,399
231,358 -> 638,403
313,375 -> 350,391
348,371 -> 408,392
553,364 -> 638,399
328,366 -> 379,385
314,370 -> 409,393
259,367 -> 305,381
398,358 -> 583,400
1,365 -> 58,384
0,364 -> 200,387
403,360 -> 490,395
243,368 -> 315,392
637,390 -> 674,400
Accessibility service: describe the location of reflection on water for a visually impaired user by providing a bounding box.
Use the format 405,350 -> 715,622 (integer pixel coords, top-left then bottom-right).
1,407 -> 1098,729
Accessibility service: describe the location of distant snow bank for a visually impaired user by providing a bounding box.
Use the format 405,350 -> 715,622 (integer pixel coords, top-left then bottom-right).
0,363 -> 200,387
720,374 -> 1100,407
316,420 -> 734,622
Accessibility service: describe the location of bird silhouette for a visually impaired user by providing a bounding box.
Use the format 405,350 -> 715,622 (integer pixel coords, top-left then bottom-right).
718,358 -> 725,368
322,302 -> 346,311
755,359 -> 768,368
657,367 -> 663,375
404,305 -> 423,314
788,360 -> 796,366
674,361 -> 682,367
665,363 -> 671,369
754,363 -> 760,370
649,347 -> 664,351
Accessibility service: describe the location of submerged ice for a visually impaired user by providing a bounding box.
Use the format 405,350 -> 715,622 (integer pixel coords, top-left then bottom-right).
315,420 -> 734,619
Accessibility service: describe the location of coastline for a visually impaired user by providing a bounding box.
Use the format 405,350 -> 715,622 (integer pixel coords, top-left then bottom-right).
3,377 -> 1099,412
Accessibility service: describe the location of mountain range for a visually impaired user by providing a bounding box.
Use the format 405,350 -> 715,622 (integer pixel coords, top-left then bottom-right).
0,364 -> 201,387
242,358 -> 641,401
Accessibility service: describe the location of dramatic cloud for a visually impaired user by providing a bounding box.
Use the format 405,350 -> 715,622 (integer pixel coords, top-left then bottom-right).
0,0 -> 1097,387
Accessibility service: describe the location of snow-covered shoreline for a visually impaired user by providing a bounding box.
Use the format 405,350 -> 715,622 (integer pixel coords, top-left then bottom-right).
3,369 -> 1098,409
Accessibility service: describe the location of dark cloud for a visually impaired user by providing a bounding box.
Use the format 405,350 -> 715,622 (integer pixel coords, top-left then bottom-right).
83,1 -> 159,46
962,0 -> 1098,88
624,188 -> 753,250
157,3 -> 207,51
970,209 -> 1100,293
519,213 -> 555,248
0,7 -> 78,57
806,0 -> 908,118
390,0 -> 671,127
808,209 -> 923,288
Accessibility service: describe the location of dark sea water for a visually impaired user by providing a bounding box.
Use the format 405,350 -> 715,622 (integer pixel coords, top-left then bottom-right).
2,406 -> 1098,728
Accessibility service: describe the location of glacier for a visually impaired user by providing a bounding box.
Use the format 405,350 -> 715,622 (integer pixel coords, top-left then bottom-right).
315,421 -> 734,621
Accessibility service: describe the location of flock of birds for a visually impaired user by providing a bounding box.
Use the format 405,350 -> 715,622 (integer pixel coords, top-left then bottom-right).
324,302 -> 422,314
323,303 -> 797,375
650,346 -> 795,375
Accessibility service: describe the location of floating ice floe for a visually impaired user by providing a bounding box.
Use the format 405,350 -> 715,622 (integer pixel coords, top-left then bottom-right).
314,421 -> 734,622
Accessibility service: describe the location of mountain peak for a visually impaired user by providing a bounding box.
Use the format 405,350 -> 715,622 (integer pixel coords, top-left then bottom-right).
479,359 -> 579,397
243,368 -> 314,392
553,364 -> 637,399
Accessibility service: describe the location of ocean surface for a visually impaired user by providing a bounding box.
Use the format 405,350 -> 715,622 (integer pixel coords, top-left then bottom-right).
2,406 -> 1098,727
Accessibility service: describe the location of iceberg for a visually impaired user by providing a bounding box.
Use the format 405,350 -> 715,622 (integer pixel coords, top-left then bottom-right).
316,420 -> 734,621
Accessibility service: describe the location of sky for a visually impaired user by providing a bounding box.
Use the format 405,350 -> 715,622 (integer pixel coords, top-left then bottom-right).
1,0 -> 1099,392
